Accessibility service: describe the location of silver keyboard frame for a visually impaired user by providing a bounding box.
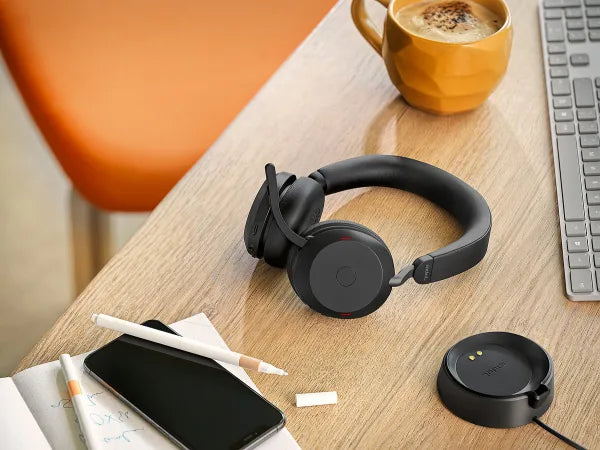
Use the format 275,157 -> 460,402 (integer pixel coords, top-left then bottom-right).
539,0 -> 600,300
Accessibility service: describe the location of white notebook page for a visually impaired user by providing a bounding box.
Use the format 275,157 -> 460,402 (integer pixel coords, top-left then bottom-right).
11,313 -> 298,449
0,377 -> 51,449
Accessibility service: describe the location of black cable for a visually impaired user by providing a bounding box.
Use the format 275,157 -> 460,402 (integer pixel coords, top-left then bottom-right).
533,417 -> 586,450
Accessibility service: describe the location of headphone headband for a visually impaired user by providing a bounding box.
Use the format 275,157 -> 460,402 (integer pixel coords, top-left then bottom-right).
308,155 -> 491,285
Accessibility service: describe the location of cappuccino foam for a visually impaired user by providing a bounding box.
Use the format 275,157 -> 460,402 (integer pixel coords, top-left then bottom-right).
396,0 -> 502,43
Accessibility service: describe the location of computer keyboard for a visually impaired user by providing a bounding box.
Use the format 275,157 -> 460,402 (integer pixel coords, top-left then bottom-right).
539,0 -> 600,300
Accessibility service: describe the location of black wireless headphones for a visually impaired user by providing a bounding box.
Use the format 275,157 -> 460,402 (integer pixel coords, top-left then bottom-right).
244,155 -> 491,318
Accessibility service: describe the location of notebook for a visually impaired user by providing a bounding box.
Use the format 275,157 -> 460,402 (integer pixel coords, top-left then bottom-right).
0,313 -> 299,449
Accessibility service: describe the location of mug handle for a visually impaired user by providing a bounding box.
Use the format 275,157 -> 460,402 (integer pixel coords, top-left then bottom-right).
351,0 -> 390,55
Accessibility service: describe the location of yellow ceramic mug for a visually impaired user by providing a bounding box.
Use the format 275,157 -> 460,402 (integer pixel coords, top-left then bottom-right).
351,0 -> 512,114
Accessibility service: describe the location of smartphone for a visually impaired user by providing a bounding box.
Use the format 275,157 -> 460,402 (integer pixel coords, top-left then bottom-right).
83,320 -> 285,450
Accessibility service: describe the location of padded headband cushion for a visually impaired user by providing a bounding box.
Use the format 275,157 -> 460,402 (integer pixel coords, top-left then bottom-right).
263,176 -> 324,267
308,155 -> 491,283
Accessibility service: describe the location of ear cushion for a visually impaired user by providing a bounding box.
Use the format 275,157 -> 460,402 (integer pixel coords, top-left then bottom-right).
287,219 -> 389,294
244,172 -> 295,258
263,177 -> 324,267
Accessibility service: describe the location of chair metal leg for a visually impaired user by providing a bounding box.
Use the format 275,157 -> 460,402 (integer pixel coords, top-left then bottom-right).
70,189 -> 112,295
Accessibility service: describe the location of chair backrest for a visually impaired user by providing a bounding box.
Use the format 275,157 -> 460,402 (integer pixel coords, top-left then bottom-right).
0,0 -> 338,210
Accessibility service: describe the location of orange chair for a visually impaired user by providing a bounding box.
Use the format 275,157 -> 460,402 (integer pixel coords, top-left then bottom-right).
0,0 -> 337,291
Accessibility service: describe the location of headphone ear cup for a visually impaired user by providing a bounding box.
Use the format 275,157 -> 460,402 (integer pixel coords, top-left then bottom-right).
244,172 -> 295,259
287,220 -> 395,318
263,177 -> 324,267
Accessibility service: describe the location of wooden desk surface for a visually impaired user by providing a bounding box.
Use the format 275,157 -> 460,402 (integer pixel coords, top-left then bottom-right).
16,0 -> 600,447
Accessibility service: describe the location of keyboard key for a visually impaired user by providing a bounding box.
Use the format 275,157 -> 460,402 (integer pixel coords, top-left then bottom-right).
566,221 -> 587,236
567,7 -> 583,16
550,0 -> 582,5
596,254 -> 600,266
546,9 -> 563,18
593,237 -> 600,250
580,122 -> 599,134
551,67 -> 569,77
556,136 -> 584,221
549,54 -> 568,65
546,20 -> 565,41
586,0 -> 600,5
557,123 -> 576,134
584,162 -> 600,174
581,135 -> 600,147
573,78 -> 594,106
590,206 -> 600,219
586,176 -> 600,190
567,18 -> 585,29
577,108 -> 596,120
588,191 -> 600,204
586,6 -> 600,16
590,30 -> 600,40
558,136 -> 585,220
552,79 -> 571,95
568,237 -> 589,251
557,122 -> 576,134
545,0 -> 581,7
583,148 -> 600,161
592,221 -> 600,234
570,54 -> 589,65
555,109 -> 574,121
588,18 -> 600,27
596,77 -> 600,88
567,19 -> 585,28
554,97 -> 573,108
548,43 -> 567,53
569,253 -> 590,268
571,269 -> 593,292
568,30 -> 587,41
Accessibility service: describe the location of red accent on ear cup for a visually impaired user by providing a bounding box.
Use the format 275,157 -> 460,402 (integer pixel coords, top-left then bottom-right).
262,177 -> 324,267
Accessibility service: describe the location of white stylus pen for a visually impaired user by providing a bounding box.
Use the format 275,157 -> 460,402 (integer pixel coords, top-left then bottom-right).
91,314 -> 288,376
59,354 -> 100,450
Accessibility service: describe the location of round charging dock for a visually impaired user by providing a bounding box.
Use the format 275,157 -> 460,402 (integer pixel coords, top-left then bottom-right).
437,332 -> 554,428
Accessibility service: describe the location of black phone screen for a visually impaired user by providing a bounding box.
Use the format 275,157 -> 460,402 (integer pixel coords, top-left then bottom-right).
83,320 -> 285,450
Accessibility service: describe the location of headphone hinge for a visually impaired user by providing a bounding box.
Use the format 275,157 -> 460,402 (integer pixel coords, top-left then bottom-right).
412,255 -> 434,284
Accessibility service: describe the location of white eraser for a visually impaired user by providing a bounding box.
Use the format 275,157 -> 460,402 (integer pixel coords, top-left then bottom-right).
295,391 -> 338,407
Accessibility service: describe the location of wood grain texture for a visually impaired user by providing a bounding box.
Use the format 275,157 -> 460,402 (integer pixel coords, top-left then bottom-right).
15,0 -> 600,448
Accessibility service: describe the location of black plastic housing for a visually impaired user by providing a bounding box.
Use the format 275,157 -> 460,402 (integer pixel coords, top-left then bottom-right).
437,332 -> 554,428
287,227 -> 394,319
